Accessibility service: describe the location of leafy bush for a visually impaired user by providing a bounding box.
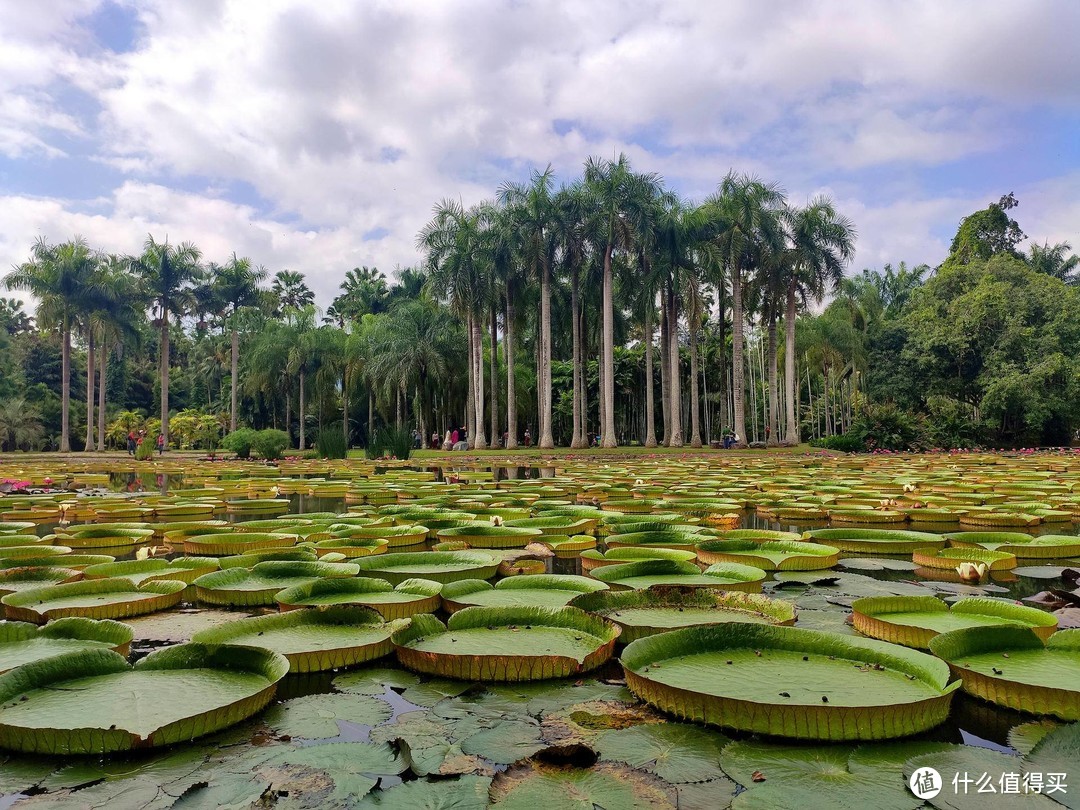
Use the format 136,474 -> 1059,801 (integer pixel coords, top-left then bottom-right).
850,402 -> 927,451
222,428 -> 258,459
924,396 -> 984,449
810,433 -> 865,452
364,425 -> 413,460
251,429 -> 291,460
315,423 -> 348,459
134,439 -> 154,460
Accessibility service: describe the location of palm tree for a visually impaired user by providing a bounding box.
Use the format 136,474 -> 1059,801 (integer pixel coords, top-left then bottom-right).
272,270 -> 315,312
331,266 -> 389,324
5,236 -> 102,451
498,167 -> 558,449
1027,241 -> 1079,285
705,174 -> 786,448
131,236 -> 203,444
284,305 -> 318,450
92,255 -> 143,450
212,253 -> 266,431
780,198 -> 856,444
0,298 -> 33,334
0,397 -> 44,451
419,199 -> 489,448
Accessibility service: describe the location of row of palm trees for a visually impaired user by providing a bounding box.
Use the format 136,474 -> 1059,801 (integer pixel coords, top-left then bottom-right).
418,155 -> 856,449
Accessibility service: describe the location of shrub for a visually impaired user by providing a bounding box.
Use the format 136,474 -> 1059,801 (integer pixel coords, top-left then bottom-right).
222,428 -> 258,459
134,439 -> 154,460
364,425 -> 413,460
810,433 -> 865,453
315,422 -> 348,459
251,429 -> 291,460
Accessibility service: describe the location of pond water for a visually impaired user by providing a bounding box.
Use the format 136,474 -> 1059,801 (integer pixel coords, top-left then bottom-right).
0,456 -> 1077,808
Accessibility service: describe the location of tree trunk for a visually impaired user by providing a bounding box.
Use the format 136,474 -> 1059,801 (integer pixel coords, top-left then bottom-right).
643,294 -> 657,447
230,327 -> 239,432
659,294 -> 670,444
489,302 -> 499,445
667,282 -> 683,447
85,330 -> 95,451
784,281 -> 799,445
731,266 -> 747,447
367,387 -> 374,447
472,312 -> 487,449
767,303 -> 780,446
342,370 -> 349,447
160,310 -> 170,443
538,257 -> 554,449
569,264 -> 585,448
600,244 -> 616,447
298,368 -> 306,450
689,302 -> 702,448
97,341 -> 107,451
505,294 -> 518,449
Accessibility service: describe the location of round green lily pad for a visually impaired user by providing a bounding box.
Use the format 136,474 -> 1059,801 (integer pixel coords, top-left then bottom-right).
0,643 -> 288,754
0,567 -> 82,596
580,547 -> 697,574
0,618 -> 134,674
354,551 -> 500,585
569,587 -> 798,643
2,577 -> 187,623
912,546 -> 1017,571
393,606 -> 620,681
435,526 -> 544,549
591,559 -> 766,593
695,539 -> 840,571
276,577 -> 442,619
621,623 -> 959,740
192,606 -> 399,672
193,560 -> 359,606
852,595 -> 1058,649
801,529 -> 945,554
441,575 -> 607,613
82,557 -> 220,585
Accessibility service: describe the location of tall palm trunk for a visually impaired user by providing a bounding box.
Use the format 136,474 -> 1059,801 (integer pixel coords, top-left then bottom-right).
160,309 -> 170,443
342,369 -> 349,447
767,304 -> 779,446
689,304 -> 702,448
466,313 -> 475,447
600,245 -> 616,447
505,295 -> 518,449
489,303 -> 498,444
569,265 -> 585,448
731,266 -> 747,447
85,330 -> 95,451
230,327 -> 239,432
472,311 -> 487,449
659,297 -> 670,443
784,281 -> 799,445
643,295 -> 657,447
60,319 -> 71,452
298,368 -> 306,450
538,259 -> 554,448
667,283 -> 683,447
96,341 -> 107,451
367,387 -> 374,447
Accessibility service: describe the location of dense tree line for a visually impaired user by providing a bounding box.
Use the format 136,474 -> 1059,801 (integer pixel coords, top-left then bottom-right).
0,164 -> 1076,453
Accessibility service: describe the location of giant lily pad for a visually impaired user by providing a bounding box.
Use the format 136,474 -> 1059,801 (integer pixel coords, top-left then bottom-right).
192,606 -> 399,672
569,588 -> 797,643
852,595 -> 1058,649
488,755 -> 677,808
579,547 -> 697,574
441,575 -> 607,613
947,532 -> 1080,560
801,529 -> 945,554
339,524 -> 430,548
182,531 -> 301,557
218,549 -> 319,568
604,531 -> 701,552
53,525 -> 154,549
276,577 -> 442,619
591,559 -> 766,593
0,544 -> 72,560
621,623 -> 959,740
0,553 -> 114,571
354,551 -> 499,585
912,546 -> 1017,571
0,643 -> 288,754
505,517 -> 598,536
82,557 -> 220,585
312,536 -> 390,557
929,627 -> 1080,720
193,560 -> 359,606
695,539 -> 840,571
0,618 -> 133,674
392,606 -> 620,681
2,577 -> 187,623
0,566 -> 82,596
435,526 -> 544,549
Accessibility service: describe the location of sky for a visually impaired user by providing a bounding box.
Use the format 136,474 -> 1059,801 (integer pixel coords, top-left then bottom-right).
1,0 -> 1078,308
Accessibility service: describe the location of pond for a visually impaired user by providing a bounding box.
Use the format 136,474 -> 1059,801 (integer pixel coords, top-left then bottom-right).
0,452 -> 1077,808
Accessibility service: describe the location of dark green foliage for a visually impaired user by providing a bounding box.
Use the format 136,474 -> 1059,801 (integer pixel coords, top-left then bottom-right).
134,439 -> 154,460
251,429 -> 291,460
315,422 -> 348,459
221,428 -> 258,459
364,426 -> 413,460
810,433 -> 865,452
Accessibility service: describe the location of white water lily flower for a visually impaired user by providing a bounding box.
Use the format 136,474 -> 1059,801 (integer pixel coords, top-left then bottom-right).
956,561 -> 989,582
